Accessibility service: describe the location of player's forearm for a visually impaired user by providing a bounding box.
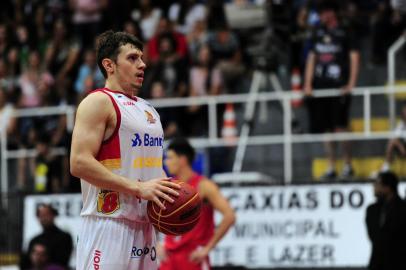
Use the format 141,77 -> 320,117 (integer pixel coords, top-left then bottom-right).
348,51 -> 360,87
70,154 -> 139,195
205,212 -> 236,252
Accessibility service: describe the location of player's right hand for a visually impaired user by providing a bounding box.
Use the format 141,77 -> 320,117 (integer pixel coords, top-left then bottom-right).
134,178 -> 180,210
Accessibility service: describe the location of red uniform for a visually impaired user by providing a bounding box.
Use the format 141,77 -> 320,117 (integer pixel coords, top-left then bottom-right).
159,174 -> 214,270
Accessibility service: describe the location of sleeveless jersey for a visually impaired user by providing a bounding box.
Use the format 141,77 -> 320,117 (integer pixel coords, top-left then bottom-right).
80,88 -> 164,223
164,174 -> 215,251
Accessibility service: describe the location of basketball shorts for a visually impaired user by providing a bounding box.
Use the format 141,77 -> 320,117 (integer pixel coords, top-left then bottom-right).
76,216 -> 158,270
159,248 -> 210,270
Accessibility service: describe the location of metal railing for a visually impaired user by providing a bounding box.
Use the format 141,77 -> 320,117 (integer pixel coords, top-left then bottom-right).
1,86 -> 405,204
0,105 -> 75,206
150,85 -> 406,184
388,32 -> 406,129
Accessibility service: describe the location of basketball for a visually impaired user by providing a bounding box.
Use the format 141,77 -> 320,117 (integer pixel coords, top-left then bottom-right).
147,180 -> 202,235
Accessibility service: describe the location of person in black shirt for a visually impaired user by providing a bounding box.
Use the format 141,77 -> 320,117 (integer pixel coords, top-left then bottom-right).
304,1 -> 360,180
366,171 -> 406,270
23,204 -> 73,269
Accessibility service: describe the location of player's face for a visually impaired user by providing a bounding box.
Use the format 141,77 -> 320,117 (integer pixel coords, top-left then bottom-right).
165,150 -> 181,176
114,44 -> 146,91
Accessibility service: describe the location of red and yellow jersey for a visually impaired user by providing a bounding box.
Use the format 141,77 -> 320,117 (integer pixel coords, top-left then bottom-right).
164,174 -> 215,251
80,88 -> 164,222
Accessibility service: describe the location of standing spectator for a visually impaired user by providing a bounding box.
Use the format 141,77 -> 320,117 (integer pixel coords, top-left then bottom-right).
290,6 -> 310,73
69,0 -> 108,48
303,1 -> 360,180
183,45 -> 223,136
131,0 -> 162,41
27,242 -> 64,270
371,0 -> 402,64
207,25 -> 244,93
366,171 -> 406,270
381,102 -> 406,172
23,204 -> 73,269
168,0 -> 207,35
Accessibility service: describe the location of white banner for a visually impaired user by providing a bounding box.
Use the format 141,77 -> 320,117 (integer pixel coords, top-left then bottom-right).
23,183 -> 406,268
211,183 -> 406,268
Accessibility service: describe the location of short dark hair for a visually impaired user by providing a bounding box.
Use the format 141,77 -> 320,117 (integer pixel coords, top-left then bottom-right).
36,203 -> 58,217
378,171 -> 399,193
96,30 -> 143,78
167,138 -> 195,165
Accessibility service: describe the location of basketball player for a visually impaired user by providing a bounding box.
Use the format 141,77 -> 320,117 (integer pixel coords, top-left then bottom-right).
70,30 -> 180,270
158,138 -> 236,270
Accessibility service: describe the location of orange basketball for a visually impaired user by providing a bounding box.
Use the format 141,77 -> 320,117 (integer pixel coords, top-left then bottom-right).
147,180 -> 202,235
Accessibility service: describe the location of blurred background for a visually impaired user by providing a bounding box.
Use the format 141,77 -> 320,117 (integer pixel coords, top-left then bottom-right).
1,0 -> 406,269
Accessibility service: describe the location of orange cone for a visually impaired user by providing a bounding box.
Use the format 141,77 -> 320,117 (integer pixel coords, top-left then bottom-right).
221,103 -> 237,143
291,68 -> 303,108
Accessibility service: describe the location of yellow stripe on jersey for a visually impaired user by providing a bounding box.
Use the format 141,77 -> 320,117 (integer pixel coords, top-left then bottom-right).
133,157 -> 163,169
100,158 -> 122,170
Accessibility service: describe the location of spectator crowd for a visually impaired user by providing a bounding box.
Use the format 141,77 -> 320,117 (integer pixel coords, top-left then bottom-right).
0,0 -> 405,193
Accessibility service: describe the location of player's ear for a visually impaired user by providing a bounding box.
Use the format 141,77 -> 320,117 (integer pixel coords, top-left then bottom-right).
102,58 -> 114,75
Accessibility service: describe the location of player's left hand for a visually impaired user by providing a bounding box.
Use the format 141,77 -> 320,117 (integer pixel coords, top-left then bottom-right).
189,246 -> 209,263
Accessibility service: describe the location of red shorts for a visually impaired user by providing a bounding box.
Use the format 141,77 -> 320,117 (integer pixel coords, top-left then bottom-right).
159,249 -> 210,270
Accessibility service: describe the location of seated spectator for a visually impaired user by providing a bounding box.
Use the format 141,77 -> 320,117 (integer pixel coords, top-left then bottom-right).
146,17 -> 188,64
207,25 -> 244,93
0,24 -> 15,61
144,33 -> 188,98
44,19 -> 80,85
22,204 -> 72,269
0,24 -> 20,78
15,24 -> 34,69
0,87 -> 17,143
18,50 -> 51,108
187,20 -> 208,64
168,0 -> 207,34
123,20 -> 144,41
0,57 -> 18,94
33,135 -> 65,193
27,242 -> 64,270
74,49 -> 104,95
150,81 -> 180,138
382,102 -> 406,172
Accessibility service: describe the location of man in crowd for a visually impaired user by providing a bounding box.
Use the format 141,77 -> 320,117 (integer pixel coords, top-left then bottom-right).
366,171 -> 406,270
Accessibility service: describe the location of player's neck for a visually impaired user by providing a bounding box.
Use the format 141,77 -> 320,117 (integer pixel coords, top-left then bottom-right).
177,167 -> 195,183
105,79 -> 136,97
